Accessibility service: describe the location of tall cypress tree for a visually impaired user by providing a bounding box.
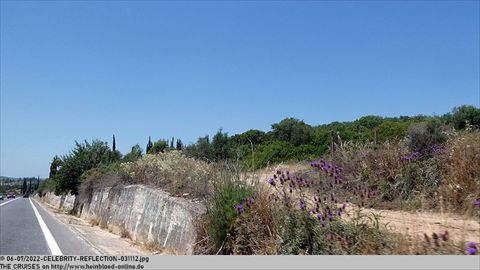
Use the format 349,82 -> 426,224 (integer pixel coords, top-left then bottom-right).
176,139 -> 183,150
170,137 -> 175,149
29,179 -> 32,194
146,136 -> 153,154
112,135 -> 116,152
22,178 -> 27,194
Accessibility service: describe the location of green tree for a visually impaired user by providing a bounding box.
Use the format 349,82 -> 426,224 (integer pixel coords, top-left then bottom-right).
374,121 -> 408,142
211,129 -> 231,161
22,178 -> 27,194
176,139 -> 183,150
146,136 -> 153,154
148,139 -> 168,154
49,156 -> 62,178
123,144 -> 143,162
272,118 -> 314,146
450,105 -> 480,130
112,134 -> 116,152
54,140 -> 119,195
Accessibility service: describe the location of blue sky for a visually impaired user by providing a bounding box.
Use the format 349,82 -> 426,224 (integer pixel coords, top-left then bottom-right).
1,1 -> 479,178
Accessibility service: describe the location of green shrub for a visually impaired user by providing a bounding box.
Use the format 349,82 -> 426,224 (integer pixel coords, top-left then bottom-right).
407,119 -> 446,155
205,163 -> 253,253
276,208 -> 395,255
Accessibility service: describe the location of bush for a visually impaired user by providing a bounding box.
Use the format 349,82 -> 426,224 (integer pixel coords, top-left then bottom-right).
120,151 -> 213,198
277,209 -> 395,255
226,185 -> 277,255
204,162 -> 254,253
376,157 -> 444,206
441,130 -> 480,214
407,119 -> 446,156
450,105 -> 480,130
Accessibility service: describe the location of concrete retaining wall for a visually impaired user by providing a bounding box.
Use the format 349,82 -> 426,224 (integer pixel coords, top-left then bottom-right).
40,192 -> 76,212
40,185 -> 205,255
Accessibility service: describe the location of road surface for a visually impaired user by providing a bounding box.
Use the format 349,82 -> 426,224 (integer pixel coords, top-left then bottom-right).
0,197 -> 98,255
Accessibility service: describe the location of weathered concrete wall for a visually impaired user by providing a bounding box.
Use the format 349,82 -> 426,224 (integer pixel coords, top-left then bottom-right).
80,185 -> 205,255
38,185 -> 205,255
39,192 -> 76,212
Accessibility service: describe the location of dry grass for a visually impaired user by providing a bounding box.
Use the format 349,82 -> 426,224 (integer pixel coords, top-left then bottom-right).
120,151 -> 214,198
440,130 -> 480,215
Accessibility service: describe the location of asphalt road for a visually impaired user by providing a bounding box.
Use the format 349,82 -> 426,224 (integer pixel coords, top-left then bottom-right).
0,197 -> 98,255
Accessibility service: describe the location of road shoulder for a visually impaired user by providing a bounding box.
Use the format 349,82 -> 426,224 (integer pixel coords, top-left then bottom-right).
32,197 -> 150,255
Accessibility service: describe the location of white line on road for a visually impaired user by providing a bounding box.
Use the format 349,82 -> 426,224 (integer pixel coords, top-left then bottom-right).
0,197 -> 20,206
29,198 -> 63,255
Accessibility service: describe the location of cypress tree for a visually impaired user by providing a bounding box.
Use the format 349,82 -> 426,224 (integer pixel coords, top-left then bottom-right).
146,136 -> 153,154
29,179 -> 32,194
112,135 -> 116,152
22,178 -> 27,194
170,137 -> 175,149
176,139 -> 183,150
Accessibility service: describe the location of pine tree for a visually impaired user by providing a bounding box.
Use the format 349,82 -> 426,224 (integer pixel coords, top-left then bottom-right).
112,134 -> 116,152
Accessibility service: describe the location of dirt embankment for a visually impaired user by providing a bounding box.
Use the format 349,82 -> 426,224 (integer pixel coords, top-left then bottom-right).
256,163 -> 480,244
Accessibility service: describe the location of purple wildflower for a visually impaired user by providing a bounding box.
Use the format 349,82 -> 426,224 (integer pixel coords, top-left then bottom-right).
474,198 -> 480,207
268,177 -> 275,186
299,199 -> 305,210
320,220 -> 326,227
236,203 -> 244,214
467,242 -> 477,255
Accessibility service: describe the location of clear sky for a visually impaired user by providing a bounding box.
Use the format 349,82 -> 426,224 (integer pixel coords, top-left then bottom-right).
1,1 -> 479,178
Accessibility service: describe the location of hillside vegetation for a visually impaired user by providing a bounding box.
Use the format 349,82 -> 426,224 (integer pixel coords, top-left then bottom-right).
38,105 -> 480,255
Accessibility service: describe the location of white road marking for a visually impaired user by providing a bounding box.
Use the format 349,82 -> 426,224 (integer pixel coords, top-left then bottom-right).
29,198 -> 63,255
0,197 -> 20,206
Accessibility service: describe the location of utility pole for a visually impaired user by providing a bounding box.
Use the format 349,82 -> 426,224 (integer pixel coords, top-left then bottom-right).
330,130 -> 335,154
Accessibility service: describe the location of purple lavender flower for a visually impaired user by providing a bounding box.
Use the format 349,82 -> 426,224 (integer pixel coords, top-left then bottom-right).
317,213 -> 322,220
299,199 -> 305,210
467,242 -> 477,255
236,203 -> 244,214
474,198 -> 480,207
467,242 -> 477,248
320,220 -> 326,227
467,247 -> 477,255
268,177 -> 275,186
